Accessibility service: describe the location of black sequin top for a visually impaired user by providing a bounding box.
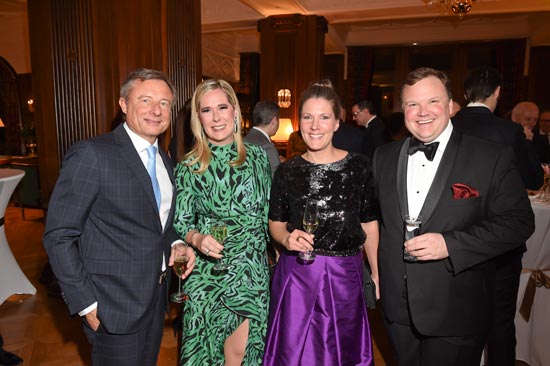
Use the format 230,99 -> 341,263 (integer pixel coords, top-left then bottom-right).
269,153 -> 380,256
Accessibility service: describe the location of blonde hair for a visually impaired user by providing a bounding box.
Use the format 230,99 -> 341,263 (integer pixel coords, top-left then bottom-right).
185,79 -> 246,173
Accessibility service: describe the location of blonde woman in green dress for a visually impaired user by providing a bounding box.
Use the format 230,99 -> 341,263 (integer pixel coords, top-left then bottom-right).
173,79 -> 271,365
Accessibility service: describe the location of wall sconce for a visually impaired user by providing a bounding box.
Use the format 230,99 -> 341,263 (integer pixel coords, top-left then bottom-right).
272,118 -> 294,141
0,117 -> 5,128
27,99 -> 34,113
277,89 -> 291,108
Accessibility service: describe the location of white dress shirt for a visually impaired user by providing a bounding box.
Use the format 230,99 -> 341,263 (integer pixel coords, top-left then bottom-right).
407,121 -> 453,218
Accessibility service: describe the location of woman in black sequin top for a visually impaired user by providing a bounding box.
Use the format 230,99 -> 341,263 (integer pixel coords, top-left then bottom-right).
263,82 -> 380,366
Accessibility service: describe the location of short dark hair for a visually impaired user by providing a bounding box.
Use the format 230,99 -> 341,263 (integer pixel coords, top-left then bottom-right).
464,66 -> 502,103
252,100 -> 279,127
120,68 -> 176,102
354,100 -> 376,115
401,67 -> 452,102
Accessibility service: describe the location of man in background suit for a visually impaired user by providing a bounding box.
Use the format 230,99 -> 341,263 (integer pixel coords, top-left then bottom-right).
373,67 -> 534,365
452,66 -> 541,366
453,66 -> 543,190
244,100 -> 281,176
333,104 -> 368,156
352,99 -> 389,158
533,109 -> 550,164
43,68 -> 196,366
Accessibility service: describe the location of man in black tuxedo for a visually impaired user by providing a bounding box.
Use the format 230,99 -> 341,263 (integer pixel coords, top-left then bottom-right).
352,100 -> 389,158
452,66 -> 542,366
43,68 -> 196,366
373,67 -> 534,366
453,67 -> 543,190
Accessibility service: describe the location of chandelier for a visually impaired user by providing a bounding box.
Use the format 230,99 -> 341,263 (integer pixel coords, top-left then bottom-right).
424,0 -> 474,19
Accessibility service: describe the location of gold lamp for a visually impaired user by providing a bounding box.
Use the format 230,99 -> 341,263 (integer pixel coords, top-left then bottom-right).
272,118 -> 294,142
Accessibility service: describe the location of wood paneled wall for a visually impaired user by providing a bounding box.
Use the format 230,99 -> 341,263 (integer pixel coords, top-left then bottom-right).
27,0 -> 201,205
258,14 -> 327,127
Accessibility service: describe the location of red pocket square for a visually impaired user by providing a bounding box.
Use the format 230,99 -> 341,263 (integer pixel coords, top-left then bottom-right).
452,183 -> 479,200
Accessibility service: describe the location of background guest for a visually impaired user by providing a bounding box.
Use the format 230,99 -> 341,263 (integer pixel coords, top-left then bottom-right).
333,97 -> 369,155
43,68 -> 195,366
173,79 -> 271,366
351,99 -> 390,158
453,66 -> 543,190
511,101 -> 540,141
286,129 -> 307,158
263,82 -> 379,366
244,100 -> 281,176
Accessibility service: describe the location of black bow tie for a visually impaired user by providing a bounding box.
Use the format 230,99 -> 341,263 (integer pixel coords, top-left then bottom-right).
407,139 -> 440,161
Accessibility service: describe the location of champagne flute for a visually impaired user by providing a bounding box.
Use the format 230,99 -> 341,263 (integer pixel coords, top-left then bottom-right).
298,200 -> 319,262
211,221 -> 232,271
170,255 -> 189,303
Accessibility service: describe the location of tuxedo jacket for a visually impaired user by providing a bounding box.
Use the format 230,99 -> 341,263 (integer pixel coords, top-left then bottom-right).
244,128 -> 279,176
43,124 -> 178,334
532,128 -> 550,164
364,117 -> 390,159
373,129 -> 534,336
453,106 -> 544,190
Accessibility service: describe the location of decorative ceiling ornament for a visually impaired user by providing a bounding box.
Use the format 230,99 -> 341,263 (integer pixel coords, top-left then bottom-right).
423,0 -> 475,19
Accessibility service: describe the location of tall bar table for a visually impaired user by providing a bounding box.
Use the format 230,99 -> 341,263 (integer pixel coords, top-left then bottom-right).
0,168 -> 36,305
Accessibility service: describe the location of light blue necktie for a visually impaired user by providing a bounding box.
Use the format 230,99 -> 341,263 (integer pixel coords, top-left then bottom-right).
146,145 -> 161,210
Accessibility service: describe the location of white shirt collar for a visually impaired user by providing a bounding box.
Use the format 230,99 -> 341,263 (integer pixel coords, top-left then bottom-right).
123,122 -> 158,153
252,126 -> 272,142
431,120 -> 453,156
366,115 -> 376,127
467,102 -> 491,110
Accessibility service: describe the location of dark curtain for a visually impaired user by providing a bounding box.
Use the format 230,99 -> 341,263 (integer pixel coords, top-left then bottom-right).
496,39 -> 527,117
346,46 -> 375,123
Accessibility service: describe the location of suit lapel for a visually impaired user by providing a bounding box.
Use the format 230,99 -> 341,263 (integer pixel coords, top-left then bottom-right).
113,125 -> 161,217
418,130 -> 461,224
397,138 -> 410,220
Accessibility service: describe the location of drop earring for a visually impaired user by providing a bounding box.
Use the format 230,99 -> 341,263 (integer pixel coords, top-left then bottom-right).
234,118 -> 238,133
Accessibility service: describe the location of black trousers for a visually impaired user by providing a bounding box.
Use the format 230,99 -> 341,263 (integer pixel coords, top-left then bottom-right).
83,281 -> 167,366
485,250 -> 523,366
383,279 -> 485,366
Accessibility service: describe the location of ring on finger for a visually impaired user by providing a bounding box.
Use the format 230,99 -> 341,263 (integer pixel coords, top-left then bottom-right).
205,248 -> 211,256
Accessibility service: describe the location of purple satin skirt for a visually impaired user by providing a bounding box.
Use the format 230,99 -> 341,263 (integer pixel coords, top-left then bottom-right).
263,251 -> 373,366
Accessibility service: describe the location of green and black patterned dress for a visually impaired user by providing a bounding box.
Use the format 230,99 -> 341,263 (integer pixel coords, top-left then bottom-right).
173,142 -> 271,366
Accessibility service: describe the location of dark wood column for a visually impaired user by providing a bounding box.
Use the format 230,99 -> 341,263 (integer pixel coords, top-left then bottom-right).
258,14 -> 327,127
27,0 -> 201,205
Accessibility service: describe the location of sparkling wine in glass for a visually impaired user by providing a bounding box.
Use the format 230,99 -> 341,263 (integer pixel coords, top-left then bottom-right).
299,200 -> 319,262
170,255 -> 189,303
211,222 -> 232,271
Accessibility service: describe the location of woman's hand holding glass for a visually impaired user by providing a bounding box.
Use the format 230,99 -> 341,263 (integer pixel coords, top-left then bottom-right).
283,229 -> 315,254
189,231 -> 224,259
